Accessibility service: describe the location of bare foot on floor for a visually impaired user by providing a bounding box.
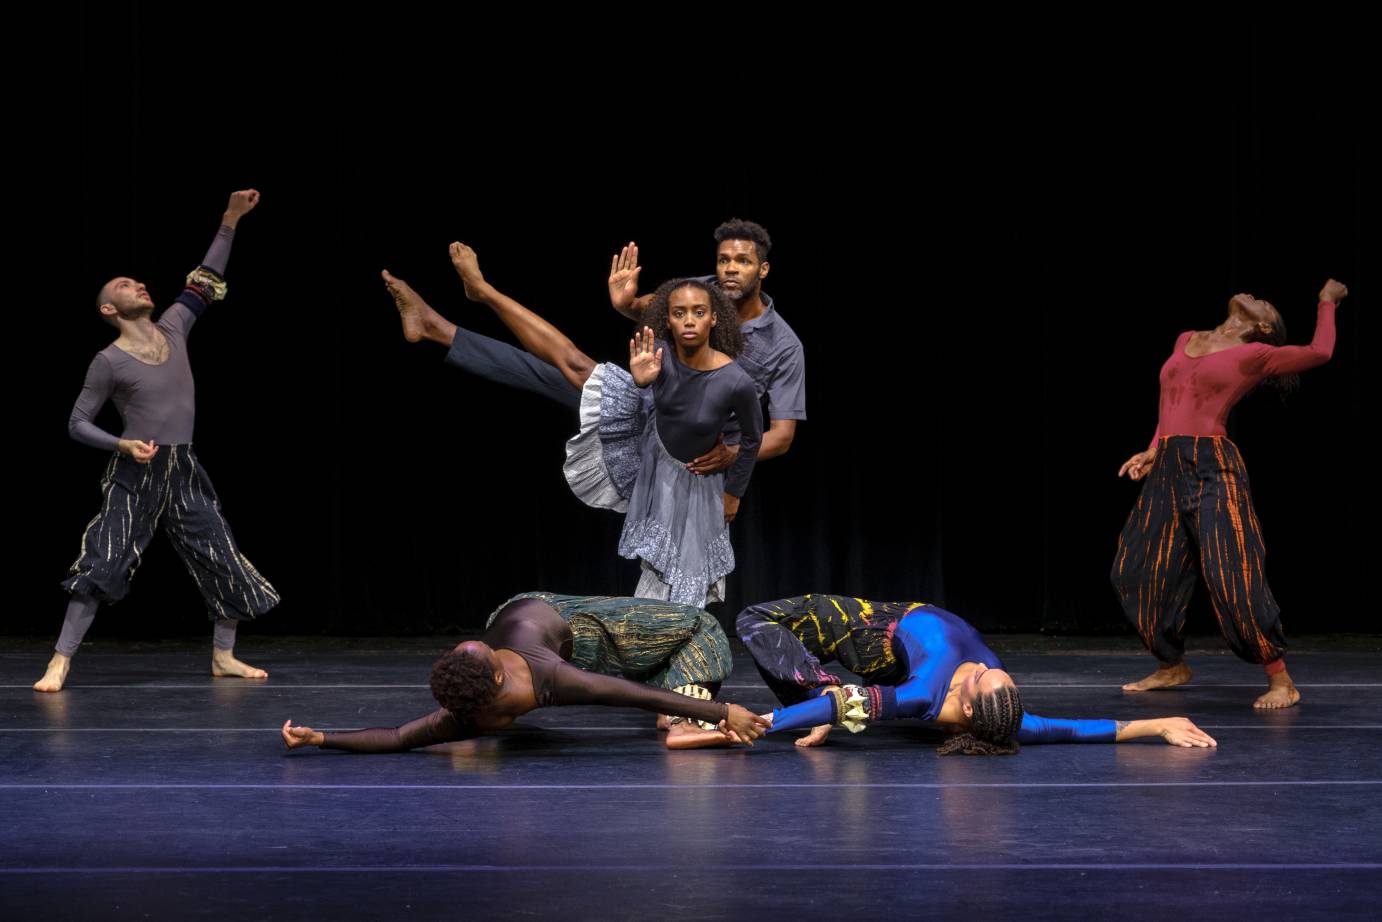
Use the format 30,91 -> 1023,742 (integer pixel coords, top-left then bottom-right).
664,720 -> 733,749
33,653 -> 71,693
1123,661 -> 1192,692
795,724 -> 833,748
212,650 -> 268,680
1254,671 -> 1301,709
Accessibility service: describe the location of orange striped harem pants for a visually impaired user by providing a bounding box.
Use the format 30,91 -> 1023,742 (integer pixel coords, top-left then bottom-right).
1111,436 -> 1286,666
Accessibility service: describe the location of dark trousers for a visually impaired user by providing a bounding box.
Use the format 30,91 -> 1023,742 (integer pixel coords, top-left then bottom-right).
1111,436 -> 1286,665
63,445 -> 279,622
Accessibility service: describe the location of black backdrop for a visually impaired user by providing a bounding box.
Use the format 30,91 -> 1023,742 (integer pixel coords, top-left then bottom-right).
11,8 -> 1365,640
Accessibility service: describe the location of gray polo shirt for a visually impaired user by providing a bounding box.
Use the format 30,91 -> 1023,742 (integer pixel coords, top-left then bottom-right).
694,276 -> 806,423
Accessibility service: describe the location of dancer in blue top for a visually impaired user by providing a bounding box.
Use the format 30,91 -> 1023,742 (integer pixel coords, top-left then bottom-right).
738,595 -> 1217,754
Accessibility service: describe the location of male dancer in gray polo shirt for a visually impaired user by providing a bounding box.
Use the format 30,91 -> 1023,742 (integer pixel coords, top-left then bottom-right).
606,219 -> 804,472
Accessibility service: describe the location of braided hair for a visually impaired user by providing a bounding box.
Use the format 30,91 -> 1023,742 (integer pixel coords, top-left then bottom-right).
937,683 -> 1024,756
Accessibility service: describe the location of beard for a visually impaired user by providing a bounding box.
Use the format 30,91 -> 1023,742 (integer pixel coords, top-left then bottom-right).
718,278 -> 757,304
116,301 -> 156,322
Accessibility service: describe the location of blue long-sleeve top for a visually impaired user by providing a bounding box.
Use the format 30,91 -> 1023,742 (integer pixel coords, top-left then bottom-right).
766,606 -> 1117,744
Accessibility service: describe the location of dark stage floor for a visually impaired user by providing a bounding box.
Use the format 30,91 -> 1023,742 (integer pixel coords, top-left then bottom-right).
3,635 -> 1379,920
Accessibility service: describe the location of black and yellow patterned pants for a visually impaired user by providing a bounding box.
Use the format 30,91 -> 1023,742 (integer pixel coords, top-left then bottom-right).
736,594 -> 917,706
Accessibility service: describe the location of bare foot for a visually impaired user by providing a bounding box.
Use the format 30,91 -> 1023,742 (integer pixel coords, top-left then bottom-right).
795,724 -> 833,748
382,270 -> 453,345
1123,661 -> 1192,692
33,653 -> 71,692
656,714 -> 671,731
212,649 -> 268,680
665,720 -> 732,749
448,242 -> 490,301
1254,670 -> 1301,709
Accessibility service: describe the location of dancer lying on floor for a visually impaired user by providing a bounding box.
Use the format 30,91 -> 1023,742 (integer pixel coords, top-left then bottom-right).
283,593 -> 769,752
738,595 -> 1218,754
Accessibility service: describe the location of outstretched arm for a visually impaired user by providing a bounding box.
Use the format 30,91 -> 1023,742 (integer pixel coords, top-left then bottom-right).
197,190 -> 259,281
282,708 -> 478,753
1250,281 -> 1347,377
551,664 -> 768,743
171,190 -> 261,328
1019,713 -> 1216,747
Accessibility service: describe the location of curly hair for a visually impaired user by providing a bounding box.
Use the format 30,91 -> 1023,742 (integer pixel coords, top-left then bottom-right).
429,648 -> 500,722
714,218 -> 772,262
937,682 -> 1024,756
640,277 -> 744,358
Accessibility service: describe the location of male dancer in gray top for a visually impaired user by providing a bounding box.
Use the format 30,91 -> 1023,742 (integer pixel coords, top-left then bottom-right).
34,190 -> 280,692
605,220 -> 805,471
